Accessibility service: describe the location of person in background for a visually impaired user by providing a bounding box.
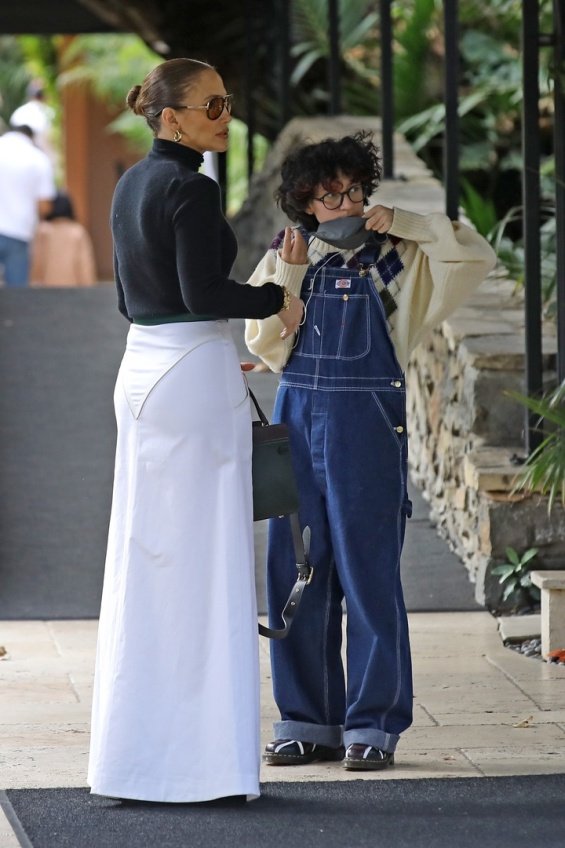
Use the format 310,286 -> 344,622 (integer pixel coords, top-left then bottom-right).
87,57 -> 303,805
10,79 -> 56,163
30,191 -> 96,287
0,125 -> 56,287
245,131 -> 496,772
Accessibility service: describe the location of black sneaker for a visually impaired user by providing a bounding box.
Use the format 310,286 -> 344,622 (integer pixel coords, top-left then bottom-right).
343,743 -> 395,770
263,739 -> 345,766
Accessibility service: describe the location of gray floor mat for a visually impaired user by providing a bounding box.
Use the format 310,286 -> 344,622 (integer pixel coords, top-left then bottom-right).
4,776 -> 565,848
0,290 -> 477,618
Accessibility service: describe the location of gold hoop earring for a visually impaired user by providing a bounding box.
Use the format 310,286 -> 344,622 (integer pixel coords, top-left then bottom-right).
173,129 -> 182,143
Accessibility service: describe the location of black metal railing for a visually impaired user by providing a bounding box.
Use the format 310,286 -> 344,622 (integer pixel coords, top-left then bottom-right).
379,0 -> 394,179
246,1 -> 564,460
362,1 -> 564,458
521,0 -> 565,451
328,0 -> 342,115
522,1 -> 544,452
553,0 -> 565,385
443,0 -> 460,220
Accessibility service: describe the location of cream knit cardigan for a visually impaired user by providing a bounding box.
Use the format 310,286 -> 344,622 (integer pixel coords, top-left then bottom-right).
244,207 -> 497,373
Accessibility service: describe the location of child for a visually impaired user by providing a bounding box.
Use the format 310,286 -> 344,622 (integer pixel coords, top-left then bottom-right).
245,132 -> 496,770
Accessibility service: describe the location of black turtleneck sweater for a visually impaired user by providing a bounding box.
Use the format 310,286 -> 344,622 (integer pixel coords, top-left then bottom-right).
111,138 -> 284,321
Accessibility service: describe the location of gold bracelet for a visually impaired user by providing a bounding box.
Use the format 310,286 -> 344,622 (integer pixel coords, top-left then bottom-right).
281,286 -> 291,310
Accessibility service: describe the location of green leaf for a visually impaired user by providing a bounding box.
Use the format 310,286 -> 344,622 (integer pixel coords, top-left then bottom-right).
492,565 -> 516,583
520,548 -> 539,565
506,382 -> 565,512
506,387 -> 565,430
505,547 -> 520,566
460,178 -> 498,236
290,49 -> 325,85
502,582 -> 518,602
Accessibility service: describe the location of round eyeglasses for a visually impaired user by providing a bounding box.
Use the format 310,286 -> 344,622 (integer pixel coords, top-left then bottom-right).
156,94 -> 233,121
313,184 -> 365,210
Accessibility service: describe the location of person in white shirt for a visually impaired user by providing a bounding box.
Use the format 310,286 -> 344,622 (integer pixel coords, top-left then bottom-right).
10,80 -> 56,162
0,126 -> 56,287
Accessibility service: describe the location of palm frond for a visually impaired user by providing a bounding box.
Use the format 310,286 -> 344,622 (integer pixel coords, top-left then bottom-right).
506,383 -> 565,511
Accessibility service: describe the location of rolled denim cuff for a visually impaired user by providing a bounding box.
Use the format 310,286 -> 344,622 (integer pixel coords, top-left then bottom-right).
343,728 -> 399,753
274,720 -> 343,748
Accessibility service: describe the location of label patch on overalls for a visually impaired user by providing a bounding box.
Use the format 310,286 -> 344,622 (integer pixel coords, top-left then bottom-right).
335,279 -> 351,289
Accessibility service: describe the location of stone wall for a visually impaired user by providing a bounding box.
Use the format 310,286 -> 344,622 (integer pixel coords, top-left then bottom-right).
406,276 -> 564,609
231,116 -> 565,610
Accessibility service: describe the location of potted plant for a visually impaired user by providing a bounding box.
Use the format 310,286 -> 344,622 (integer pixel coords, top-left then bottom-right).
491,546 -> 541,613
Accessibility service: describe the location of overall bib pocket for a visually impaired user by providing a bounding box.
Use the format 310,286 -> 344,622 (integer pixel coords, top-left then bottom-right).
295,292 -> 371,361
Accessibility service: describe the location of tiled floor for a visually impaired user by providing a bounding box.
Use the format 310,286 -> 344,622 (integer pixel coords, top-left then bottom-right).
1,611 -> 564,795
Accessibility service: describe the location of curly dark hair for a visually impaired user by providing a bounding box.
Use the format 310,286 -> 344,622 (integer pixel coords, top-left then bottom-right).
275,131 -> 382,229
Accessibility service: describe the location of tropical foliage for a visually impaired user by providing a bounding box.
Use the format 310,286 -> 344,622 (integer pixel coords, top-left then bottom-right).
0,34 -> 266,214
58,34 -> 160,154
0,37 -> 33,130
289,0 -> 379,114
0,1 -> 559,229
489,203 -> 557,315
287,0 -> 557,306
508,381 -> 565,513
491,546 -> 540,609
58,34 -> 270,212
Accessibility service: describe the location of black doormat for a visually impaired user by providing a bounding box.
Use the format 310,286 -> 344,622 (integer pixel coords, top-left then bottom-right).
4,776 -> 565,848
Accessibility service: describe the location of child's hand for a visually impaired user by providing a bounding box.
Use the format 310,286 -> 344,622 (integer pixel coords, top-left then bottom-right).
363,205 -> 393,233
279,227 -> 308,265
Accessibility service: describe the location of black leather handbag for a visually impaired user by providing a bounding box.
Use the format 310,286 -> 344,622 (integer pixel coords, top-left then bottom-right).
249,389 -> 313,640
250,390 -> 299,522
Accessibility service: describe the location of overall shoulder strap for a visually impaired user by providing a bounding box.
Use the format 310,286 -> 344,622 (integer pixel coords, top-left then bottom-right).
355,235 -> 400,320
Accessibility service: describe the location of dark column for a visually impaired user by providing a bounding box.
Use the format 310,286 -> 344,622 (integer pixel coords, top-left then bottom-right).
553,0 -> 565,383
328,0 -> 341,114
379,0 -> 394,177
443,0 -> 460,219
276,0 -> 291,129
522,0 -> 543,451
245,0 -> 257,182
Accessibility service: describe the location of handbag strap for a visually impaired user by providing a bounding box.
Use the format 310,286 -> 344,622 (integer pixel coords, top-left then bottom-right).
258,513 -> 313,640
248,387 -> 313,639
248,387 -> 269,426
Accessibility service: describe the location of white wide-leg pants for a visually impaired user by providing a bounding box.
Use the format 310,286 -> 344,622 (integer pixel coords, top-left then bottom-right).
88,321 -> 260,802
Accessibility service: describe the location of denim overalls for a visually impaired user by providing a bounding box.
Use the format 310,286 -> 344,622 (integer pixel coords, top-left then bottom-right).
267,242 -> 413,754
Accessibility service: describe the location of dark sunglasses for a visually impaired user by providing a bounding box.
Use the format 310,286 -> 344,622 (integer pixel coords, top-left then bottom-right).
154,94 -> 233,121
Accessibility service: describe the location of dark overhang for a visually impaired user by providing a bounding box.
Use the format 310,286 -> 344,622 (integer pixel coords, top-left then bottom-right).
0,0 -> 118,34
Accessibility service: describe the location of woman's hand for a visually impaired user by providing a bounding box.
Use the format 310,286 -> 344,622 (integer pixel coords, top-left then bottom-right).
279,227 -> 308,265
240,361 -> 270,373
278,292 -> 304,339
363,204 -> 394,234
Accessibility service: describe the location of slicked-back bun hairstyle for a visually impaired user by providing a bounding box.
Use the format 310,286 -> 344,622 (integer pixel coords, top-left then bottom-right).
126,58 -> 215,135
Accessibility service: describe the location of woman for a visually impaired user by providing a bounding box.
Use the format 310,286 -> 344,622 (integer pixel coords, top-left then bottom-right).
30,191 -> 97,287
87,58 -> 303,804
245,132 -> 496,771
